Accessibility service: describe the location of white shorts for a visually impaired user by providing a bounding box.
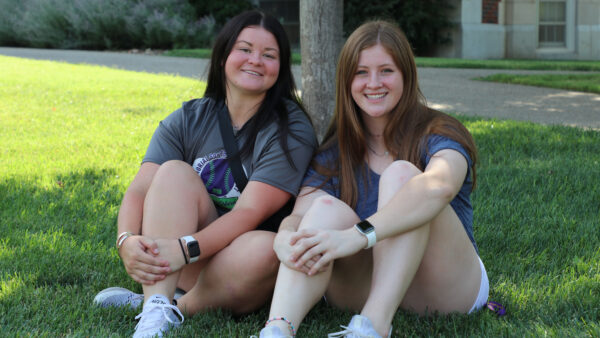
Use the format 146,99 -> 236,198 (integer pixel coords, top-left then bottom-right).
468,256 -> 489,313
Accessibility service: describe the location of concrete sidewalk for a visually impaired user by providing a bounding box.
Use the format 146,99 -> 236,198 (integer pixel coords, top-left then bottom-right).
1,47 -> 598,129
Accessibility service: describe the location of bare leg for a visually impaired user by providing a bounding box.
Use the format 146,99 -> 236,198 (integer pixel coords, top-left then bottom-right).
177,230 -> 279,316
360,161 -> 481,336
266,196 -> 361,335
141,160 -> 218,301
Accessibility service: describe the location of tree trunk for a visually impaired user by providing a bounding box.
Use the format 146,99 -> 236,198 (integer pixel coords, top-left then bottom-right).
300,0 -> 343,142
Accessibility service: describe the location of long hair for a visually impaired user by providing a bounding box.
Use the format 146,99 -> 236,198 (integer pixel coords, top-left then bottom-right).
204,10 -> 308,167
317,20 -> 478,208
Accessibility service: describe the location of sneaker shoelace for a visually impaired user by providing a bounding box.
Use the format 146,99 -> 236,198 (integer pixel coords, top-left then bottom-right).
134,302 -> 184,332
327,325 -> 378,338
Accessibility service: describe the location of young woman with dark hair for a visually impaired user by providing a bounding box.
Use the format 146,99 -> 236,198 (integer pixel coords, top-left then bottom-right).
257,20 -> 487,338
93,10 -> 316,338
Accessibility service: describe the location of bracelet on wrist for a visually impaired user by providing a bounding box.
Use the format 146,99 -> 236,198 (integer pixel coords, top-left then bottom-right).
116,231 -> 134,249
178,238 -> 189,264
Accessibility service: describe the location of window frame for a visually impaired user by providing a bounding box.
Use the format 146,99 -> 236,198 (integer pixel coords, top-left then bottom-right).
537,0 -> 575,51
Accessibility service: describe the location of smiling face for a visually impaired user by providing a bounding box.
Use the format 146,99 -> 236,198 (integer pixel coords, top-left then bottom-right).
351,44 -> 404,122
224,26 -> 280,99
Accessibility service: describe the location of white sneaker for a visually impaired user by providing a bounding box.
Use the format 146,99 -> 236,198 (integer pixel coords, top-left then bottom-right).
133,294 -> 184,338
328,315 -> 391,338
94,287 -> 144,309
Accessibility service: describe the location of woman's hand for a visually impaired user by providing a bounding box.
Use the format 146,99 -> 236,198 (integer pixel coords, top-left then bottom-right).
274,229 -> 328,274
118,235 -> 171,285
291,227 -> 366,276
152,238 -> 188,273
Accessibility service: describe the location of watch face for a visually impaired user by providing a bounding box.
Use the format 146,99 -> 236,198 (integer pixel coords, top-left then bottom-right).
187,241 -> 201,258
356,220 -> 374,233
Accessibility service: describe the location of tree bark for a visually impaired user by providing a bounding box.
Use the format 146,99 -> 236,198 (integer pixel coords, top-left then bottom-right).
300,0 -> 343,142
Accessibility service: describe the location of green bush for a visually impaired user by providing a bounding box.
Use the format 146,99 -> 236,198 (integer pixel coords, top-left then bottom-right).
188,0 -> 255,29
344,0 -> 454,56
126,0 -> 216,49
0,0 -> 28,46
0,0 -> 216,50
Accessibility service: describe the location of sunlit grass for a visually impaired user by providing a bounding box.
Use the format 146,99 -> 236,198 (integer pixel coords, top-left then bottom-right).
475,73 -> 600,94
1,55 -> 599,336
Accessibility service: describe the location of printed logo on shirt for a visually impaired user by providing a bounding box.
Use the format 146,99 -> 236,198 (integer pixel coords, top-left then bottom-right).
193,149 -> 240,210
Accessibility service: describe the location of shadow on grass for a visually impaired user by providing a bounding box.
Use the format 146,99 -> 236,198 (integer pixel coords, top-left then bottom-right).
0,119 -> 599,335
0,168 -> 128,288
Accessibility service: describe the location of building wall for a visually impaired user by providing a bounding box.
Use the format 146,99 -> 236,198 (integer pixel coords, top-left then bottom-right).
577,0 -> 600,59
436,0 -> 599,60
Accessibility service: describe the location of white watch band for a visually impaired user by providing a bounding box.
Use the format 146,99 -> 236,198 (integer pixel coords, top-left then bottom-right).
354,222 -> 377,249
181,235 -> 200,263
364,230 -> 376,249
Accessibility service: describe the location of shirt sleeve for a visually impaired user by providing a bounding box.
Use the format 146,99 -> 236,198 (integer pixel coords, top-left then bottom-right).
142,107 -> 186,165
422,134 -> 473,178
301,147 -> 340,198
249,107 -> 318,197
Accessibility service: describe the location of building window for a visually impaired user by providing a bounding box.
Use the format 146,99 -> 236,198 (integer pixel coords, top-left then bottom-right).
482,0 -> 501,24
539,0 -> 566,47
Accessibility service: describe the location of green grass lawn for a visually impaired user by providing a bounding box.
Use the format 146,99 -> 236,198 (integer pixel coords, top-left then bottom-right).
1,55 -> 599,337
476,73 -> 600,94
415,57 -> 600,71
164,48 -> 600,72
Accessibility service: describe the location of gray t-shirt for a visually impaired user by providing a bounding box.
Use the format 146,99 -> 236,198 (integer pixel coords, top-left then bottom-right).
302,134 -> 478,253
143,97 -> 317,214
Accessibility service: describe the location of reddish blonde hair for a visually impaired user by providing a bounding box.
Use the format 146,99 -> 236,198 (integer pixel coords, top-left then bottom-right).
316,20 -> 477,208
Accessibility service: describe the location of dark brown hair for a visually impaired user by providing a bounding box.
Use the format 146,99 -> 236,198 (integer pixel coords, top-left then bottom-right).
204,10 -> 310,168
316,20 -> 477,208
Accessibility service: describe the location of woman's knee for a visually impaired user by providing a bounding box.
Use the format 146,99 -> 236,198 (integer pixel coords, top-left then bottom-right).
299,195 -> 356,231
152,160 -> 196,183
148,160 -> 207,198
381,161 -> 421,185
379,160 -> 422,197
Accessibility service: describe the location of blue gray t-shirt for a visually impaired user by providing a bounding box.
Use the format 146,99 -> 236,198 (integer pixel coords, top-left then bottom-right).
302,134 -> 477,253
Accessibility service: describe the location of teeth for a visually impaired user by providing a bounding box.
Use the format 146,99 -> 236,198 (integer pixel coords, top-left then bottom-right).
366,93 -> 385,99
244,70 -> 261,76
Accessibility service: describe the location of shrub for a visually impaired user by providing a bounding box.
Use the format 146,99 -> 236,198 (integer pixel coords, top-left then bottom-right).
187,0 -> 255,29
17,0 -> 79,48
344,0 -> 454,56
0,0 -> 27,46
127,0 -> 215,49
0,0 -> 216,50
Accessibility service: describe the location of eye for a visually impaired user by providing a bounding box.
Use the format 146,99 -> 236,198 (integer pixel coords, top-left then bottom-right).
238,48 -> 251,53
355,69 -> 367,75
381,68 -> 394,73
264,53 -> 277,60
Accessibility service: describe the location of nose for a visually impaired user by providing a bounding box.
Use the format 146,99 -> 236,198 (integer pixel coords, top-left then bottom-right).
367,72 -> 381,88
248,51 -> 262,65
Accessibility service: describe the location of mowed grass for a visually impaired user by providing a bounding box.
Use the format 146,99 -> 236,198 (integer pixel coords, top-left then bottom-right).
415,57 -> 600,71
476,73 -> 600,94
164,48 -> 600,72
1,55 -> 599,337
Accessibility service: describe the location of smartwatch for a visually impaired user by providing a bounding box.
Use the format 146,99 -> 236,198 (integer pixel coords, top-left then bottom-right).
181,235 -> 201,263
354,220 -> 376,249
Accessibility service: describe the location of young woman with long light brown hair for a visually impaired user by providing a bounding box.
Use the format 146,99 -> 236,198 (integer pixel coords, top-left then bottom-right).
256,20 -> 488,338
